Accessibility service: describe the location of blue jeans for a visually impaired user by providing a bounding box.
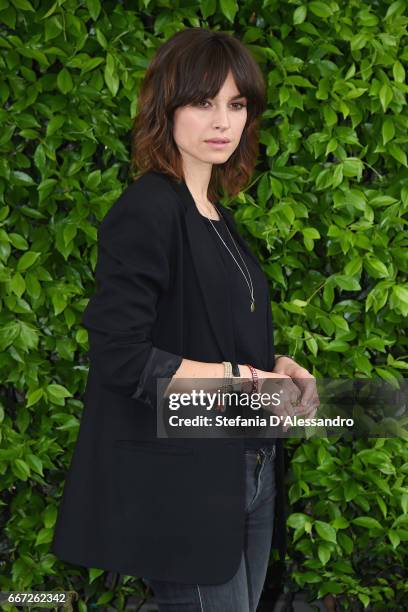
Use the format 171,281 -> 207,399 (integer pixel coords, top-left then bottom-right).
142,445 -> 277,612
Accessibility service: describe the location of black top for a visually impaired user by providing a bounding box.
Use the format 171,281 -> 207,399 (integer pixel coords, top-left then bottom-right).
202,209 -> 276,450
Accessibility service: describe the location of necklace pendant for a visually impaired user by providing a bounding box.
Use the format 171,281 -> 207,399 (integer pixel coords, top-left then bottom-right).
251,301 -> 255,312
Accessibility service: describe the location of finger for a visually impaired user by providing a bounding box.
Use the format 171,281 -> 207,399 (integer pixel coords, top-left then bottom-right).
301,395 -> 320,412
298,385 -> 318,409
302,402 -> 319,419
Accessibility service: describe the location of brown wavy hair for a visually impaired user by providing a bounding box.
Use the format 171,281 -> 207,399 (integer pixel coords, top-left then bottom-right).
130,27 -> 267,203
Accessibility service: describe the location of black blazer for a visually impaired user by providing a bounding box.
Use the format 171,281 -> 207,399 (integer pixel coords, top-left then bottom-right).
51,170 -> 288,584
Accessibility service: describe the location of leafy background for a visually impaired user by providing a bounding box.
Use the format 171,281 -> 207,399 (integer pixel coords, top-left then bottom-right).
0,0 -> 408,610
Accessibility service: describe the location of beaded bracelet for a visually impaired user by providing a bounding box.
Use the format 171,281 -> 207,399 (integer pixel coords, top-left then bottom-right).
244,363 -> 259,394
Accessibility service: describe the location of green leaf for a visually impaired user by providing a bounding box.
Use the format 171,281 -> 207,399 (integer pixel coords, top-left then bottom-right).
309,2 -> 333,18
104,53 -> 119,97
363,255 -> 389,279
376,494 -> 387,519
326,340 -> 350,352
382,118 -> 395,145
219,0 -> 238,22
375,367 -> 401,388
57,68 -> 73,94
257,174 -> 271,205
358,594 -> 370,608
287,513 -> 310,529
323,280 -> 335,309
47,384 -> 73,401
342,157 -> 363,179
26,453 -> 43,476
19,321 -> 39,350
43,505 -> 57,528
303,227 -> 320,240
379,83 -> 393,112
318,542 -> 331,565
46,116 -> 65,137
352,516 -> 383,530
350,33 -> 369,51
393,60 -> 405,83
370,194 -> 397,207
84,170 -> 102,190
35,528 -> 53,546
8,233 -> 28,250
354,353 -> 372,375
331,516 -> 349,529
10,0 -> 34,10
388,529 -> 400,549
13,458 -> 31,481
396,529 -> 408,541
391,285 -> 408,316
27,388 -> 41,407
86,0 -> 101,20
10,272 -> 25,298
401,493 -> 408,514
388,143 -> 407,166
344,257 -> 362,276
12,171 -> 35,185
16,251 -> 40,272
323,105 -> 337,126
334,275 -> 361,291
314,520 -> 337,543
293,6 -> 307,24
200,0 -> 217,18
96,591 -> 114,605
306,336 -> 318,357
318,580 -> 344,597
89,567 -> 105,583
285,76 -> 314,88
338,532 -> 353,554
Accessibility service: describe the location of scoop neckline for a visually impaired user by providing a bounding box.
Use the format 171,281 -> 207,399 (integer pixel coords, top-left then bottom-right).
201,214 -> 221,221
199,203 -> 222,222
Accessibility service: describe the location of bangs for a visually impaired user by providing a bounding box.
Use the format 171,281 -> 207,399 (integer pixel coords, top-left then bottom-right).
166,37 -> 265,119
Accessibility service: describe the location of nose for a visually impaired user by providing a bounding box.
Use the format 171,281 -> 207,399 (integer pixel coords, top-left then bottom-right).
212,105 -> 231,128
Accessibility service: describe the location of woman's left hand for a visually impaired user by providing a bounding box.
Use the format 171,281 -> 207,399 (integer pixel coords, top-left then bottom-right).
273,356 -> 320,418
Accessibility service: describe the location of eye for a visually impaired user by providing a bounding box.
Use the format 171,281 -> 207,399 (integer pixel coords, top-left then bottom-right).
195,100 -> 247,110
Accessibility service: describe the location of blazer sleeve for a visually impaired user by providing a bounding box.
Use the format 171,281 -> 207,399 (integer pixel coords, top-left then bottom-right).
81,180 -> 183,408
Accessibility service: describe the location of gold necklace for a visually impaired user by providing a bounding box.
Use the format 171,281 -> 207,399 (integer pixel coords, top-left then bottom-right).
206,206 -> 255,312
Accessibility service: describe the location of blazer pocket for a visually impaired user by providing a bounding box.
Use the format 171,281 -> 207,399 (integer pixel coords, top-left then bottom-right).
113,439 -> 193,455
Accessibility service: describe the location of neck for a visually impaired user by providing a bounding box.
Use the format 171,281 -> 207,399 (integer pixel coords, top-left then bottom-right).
182,162 -> 213,210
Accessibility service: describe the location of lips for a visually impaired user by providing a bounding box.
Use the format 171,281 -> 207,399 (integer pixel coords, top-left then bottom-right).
205,139 -> 230,143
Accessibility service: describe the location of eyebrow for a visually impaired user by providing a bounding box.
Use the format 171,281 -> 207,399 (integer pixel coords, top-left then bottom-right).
207,94 -> 246,101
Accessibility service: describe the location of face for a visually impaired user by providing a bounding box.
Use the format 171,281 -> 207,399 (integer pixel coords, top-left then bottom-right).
172,70 -> 248,171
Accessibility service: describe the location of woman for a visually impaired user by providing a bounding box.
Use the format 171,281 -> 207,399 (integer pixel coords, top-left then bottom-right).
51,27 -> 318,612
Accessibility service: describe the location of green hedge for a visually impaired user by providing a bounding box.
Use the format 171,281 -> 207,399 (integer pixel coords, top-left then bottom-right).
0,0 -> 407,610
